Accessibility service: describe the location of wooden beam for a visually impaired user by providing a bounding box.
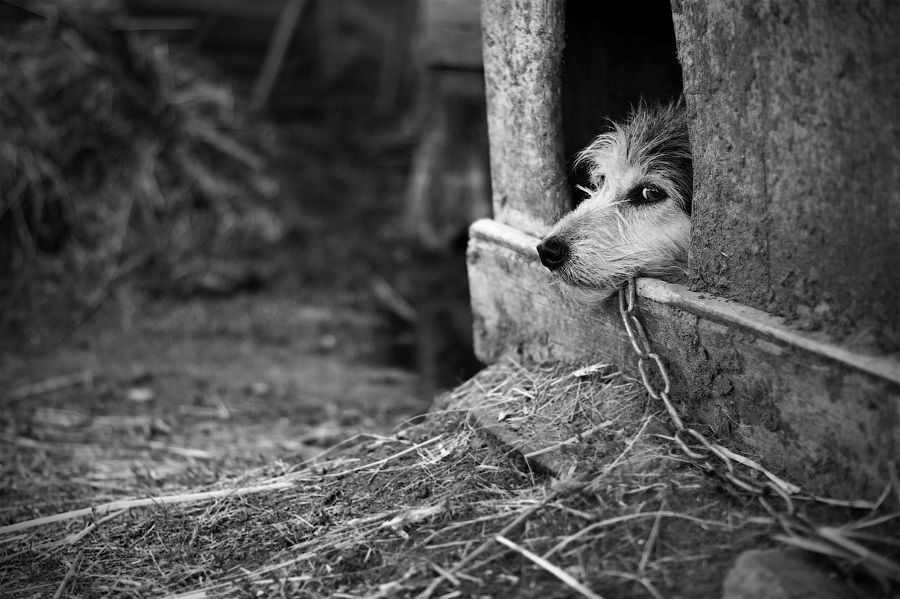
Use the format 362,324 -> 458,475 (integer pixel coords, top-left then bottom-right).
250,0 -> 306,112
125,0 -> 285,19
480,0 -> 568,235
671,1 -> 900,350
467,218 -> 900,498
421,0 -> 483,69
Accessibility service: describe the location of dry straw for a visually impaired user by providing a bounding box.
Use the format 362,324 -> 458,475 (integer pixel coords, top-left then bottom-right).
2,359 -> 897,597
1,2 -> 280,341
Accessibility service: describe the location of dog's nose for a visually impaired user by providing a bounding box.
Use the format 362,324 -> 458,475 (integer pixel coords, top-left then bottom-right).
537,237 -> 569,270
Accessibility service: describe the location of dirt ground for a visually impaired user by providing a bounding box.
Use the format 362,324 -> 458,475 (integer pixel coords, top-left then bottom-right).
0,92 -> 481,586
3,343 -> 889,598
1,86 -> 479,445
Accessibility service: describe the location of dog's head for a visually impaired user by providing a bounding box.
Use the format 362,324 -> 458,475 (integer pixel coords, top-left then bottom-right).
537,103 -> 692,300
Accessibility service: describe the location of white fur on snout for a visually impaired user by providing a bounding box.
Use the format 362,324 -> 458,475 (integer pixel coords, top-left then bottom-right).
544,197 -> 690,300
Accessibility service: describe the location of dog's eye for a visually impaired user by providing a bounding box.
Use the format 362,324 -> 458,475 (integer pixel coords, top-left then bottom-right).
641,186 -> 666,201
635,186 -> 666,204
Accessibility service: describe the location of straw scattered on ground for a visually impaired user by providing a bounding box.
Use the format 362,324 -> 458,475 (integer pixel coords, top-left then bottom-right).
3,359 -> 895,598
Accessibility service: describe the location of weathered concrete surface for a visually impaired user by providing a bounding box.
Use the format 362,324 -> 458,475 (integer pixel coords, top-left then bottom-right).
467,218 -> 900,498
671,0 -> 900,351
722,549 -> 855,599
481,0 -> 568,234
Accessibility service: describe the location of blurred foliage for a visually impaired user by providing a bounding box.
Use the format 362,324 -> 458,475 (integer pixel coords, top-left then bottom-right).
0,2 -> 282,342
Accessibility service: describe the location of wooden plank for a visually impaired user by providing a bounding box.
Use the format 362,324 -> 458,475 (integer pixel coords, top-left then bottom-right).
480,0 -> 568,235
250,0 -> 307,112
468,405 -> 573,478
671,1 -> 900,350
404,70 -> 491,250
125,0 -> 285,19
374,0 -> 417,115
467,218 -> 900,498
421,0 -> 483,69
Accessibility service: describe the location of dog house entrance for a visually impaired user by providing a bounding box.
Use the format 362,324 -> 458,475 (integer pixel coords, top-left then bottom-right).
561,0 -> 683,204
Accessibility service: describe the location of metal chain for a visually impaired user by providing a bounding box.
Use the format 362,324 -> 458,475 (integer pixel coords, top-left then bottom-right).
617,278 -> 900,584
618,279 -> 798,516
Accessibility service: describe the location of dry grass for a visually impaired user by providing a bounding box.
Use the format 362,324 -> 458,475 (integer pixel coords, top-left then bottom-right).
3,359 -> 895,598
0,2 -> 281,343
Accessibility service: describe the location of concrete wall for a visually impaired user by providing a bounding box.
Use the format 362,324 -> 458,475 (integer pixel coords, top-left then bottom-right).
672,0 -> 900,352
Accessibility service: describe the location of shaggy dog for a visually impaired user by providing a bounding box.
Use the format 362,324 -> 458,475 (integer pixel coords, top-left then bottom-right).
536,103 -> 692,301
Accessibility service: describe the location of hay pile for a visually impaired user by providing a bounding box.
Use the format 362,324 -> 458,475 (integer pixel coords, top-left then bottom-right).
2,360 -> 895,598
0,2 -> 281,340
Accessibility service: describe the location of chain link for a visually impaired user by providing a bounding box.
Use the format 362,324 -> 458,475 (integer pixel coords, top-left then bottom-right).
617,279 -> 900,586
618,278 -> 799,515
618,282 -> 683,430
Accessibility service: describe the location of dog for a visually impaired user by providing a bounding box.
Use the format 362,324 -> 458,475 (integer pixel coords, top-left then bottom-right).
536,103 -> 692,301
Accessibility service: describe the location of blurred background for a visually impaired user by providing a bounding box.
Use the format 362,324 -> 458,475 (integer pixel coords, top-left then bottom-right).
0,0 -> 488,396
0,0 -> 497,483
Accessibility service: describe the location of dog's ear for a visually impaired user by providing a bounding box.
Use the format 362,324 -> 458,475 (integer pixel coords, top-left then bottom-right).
573,129 -> 622,189
633,103 -> 693,215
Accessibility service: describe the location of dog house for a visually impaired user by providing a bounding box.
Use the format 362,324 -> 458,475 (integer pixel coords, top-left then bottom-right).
468,0 -> 899,497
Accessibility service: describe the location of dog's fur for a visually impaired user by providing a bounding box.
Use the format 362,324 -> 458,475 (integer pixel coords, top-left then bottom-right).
537,103 -> 692,300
